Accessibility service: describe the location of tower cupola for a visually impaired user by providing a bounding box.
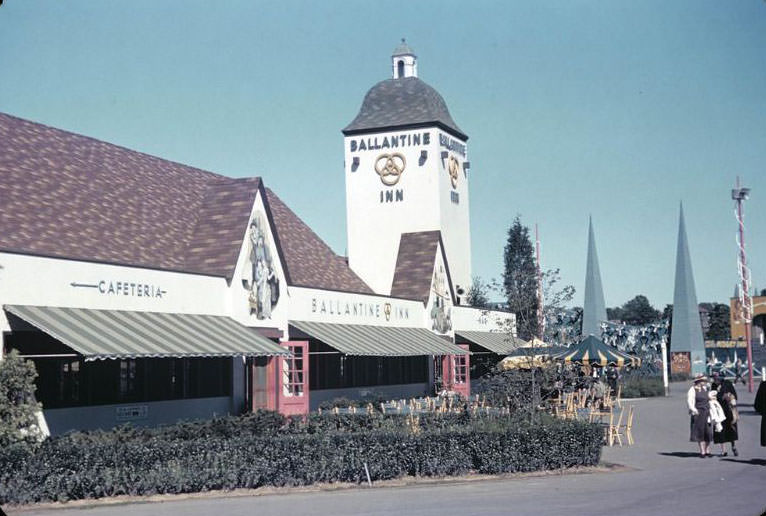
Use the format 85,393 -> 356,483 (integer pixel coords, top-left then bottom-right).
392,38 -> 417,79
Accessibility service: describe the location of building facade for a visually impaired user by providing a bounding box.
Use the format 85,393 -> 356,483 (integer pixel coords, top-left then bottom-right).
0,43 -> 515,435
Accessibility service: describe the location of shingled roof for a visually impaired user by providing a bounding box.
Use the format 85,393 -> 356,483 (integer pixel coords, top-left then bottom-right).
343,77 -> 467,140
264,189 -> 373,294
0,112 -> 258,279
390,231 -> 444,303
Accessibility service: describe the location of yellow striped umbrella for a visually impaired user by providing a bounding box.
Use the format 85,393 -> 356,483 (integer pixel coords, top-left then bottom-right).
552,335 -> 640,367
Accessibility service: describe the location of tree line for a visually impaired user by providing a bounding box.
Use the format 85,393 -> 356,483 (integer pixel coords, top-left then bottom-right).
467,215 -> 732,342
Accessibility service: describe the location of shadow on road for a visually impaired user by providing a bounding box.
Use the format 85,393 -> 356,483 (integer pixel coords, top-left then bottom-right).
720,458 -> 766,467
658,452 -> 703,459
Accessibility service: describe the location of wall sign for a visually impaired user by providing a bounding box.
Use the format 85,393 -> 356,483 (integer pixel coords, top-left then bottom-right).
447,155 -> 460,189
71,280 -> 166,298
374,153 -> 406,186
311,297 -> 410,322
439,134 -> 466,157
349,131 -> 430,153
115,405 -> 148,421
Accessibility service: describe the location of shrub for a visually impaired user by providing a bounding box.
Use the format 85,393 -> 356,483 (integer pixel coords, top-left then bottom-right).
0,411 -> 602,504
0,349 -> 43,448
621,375 -> 664,398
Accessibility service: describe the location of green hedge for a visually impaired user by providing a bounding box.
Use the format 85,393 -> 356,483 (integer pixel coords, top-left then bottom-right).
621,376 -> 665,398
0,413 -> 602,505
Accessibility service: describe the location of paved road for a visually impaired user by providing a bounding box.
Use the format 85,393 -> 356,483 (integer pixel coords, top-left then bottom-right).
6,382 -> 766,516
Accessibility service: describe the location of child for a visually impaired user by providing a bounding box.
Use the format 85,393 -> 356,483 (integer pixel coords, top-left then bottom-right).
708,390 -> 726,435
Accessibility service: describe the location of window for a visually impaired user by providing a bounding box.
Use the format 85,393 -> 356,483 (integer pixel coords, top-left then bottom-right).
9,331 -> 233,408
59,360 -> 80,403
310,350 -> 428,390
282,345 -> 305,396
454,354 -> 467,385
119,360 -> 138,399
397,60 -> 405,78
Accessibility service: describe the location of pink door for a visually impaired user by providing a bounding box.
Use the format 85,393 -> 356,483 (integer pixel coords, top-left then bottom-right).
442,346 -> 470,398
452,345 -> 470,398
277,341 -> 309,416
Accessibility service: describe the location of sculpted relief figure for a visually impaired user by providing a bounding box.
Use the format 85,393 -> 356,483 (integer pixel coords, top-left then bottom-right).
246,214 -> 280,319
430,266 -> 452,334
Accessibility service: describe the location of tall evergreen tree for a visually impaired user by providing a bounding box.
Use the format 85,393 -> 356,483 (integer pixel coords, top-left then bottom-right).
503,216 -> 538,340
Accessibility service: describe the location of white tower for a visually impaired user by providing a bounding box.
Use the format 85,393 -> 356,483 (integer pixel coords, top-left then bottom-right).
392,39 -> 417,79
342,42 -> 472,300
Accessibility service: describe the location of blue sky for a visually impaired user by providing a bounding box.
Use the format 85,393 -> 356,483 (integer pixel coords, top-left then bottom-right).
1,1 -> 764,309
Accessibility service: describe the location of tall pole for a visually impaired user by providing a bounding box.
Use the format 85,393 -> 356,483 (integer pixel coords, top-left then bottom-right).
732,177 -> 754,393
535,224 -> 545,340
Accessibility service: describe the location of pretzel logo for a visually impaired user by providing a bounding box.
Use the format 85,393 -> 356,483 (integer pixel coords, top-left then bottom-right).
374,153 -> 406,186
447,155 -> 460,189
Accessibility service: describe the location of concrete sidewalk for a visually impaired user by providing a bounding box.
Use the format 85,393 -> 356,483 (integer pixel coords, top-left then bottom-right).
6,382 -> 766,516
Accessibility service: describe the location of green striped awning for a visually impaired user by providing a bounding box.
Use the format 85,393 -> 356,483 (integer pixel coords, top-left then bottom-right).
289,321 -> 468,356
552,335 -> 640,367
455,330 -> 523,355
4,305 -> 289,361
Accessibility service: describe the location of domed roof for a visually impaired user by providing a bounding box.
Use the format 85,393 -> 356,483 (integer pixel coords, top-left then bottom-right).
343,77 -> 467,140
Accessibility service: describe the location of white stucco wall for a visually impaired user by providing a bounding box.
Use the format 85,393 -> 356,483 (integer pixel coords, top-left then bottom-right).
0,251 -> 227,335
452,305 -> 516,334
344,129 -> 441,295
343,127 -> 472,300
288,286 -> 424,327
435,129 -> 472,299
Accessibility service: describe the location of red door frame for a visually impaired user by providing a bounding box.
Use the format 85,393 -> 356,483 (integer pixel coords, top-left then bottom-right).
452,344 -> 470,398
441,345 -> 470,398
276,340 -> 309,416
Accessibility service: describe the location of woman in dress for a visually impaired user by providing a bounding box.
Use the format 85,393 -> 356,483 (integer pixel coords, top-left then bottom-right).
713,388 -> 739,457
687,374 -> 713,457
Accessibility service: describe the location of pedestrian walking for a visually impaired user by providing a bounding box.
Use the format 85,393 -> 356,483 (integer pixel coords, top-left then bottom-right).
713,388 -> 739,456
734,359 -> 746,386
687,373 -> 713,457
711,372 -> 737,400
755,380 -> 766,447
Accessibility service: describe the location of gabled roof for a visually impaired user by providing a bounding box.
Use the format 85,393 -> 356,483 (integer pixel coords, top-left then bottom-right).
390,230 -> 455,304
0,112 -> 258,280
264,188 -> 373,295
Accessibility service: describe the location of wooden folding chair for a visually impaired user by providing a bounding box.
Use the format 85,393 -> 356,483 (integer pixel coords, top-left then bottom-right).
615,385 -> 623,408
608,407 -> 625,447
621,405 -> 635,445
565,393 -> 577,420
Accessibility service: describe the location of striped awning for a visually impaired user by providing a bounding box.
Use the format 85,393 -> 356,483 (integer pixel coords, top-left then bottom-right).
552,335 -> 640,367
455,330 -> 522,355
290,321 -> 468,356
4,305 -> 289,361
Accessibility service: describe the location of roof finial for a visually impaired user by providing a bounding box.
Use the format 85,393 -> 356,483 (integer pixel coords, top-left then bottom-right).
392,39 -> 417,78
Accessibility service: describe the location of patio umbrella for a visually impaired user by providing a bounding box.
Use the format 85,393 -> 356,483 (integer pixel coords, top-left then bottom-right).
500,354 -> 548,370
552,335 -> 640,367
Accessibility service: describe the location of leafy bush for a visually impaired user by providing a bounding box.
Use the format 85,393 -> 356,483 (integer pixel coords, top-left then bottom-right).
0,349 -> 43,448
621,376 -> 664,398
474,364 -> 579,421
0,411 -> 602,505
